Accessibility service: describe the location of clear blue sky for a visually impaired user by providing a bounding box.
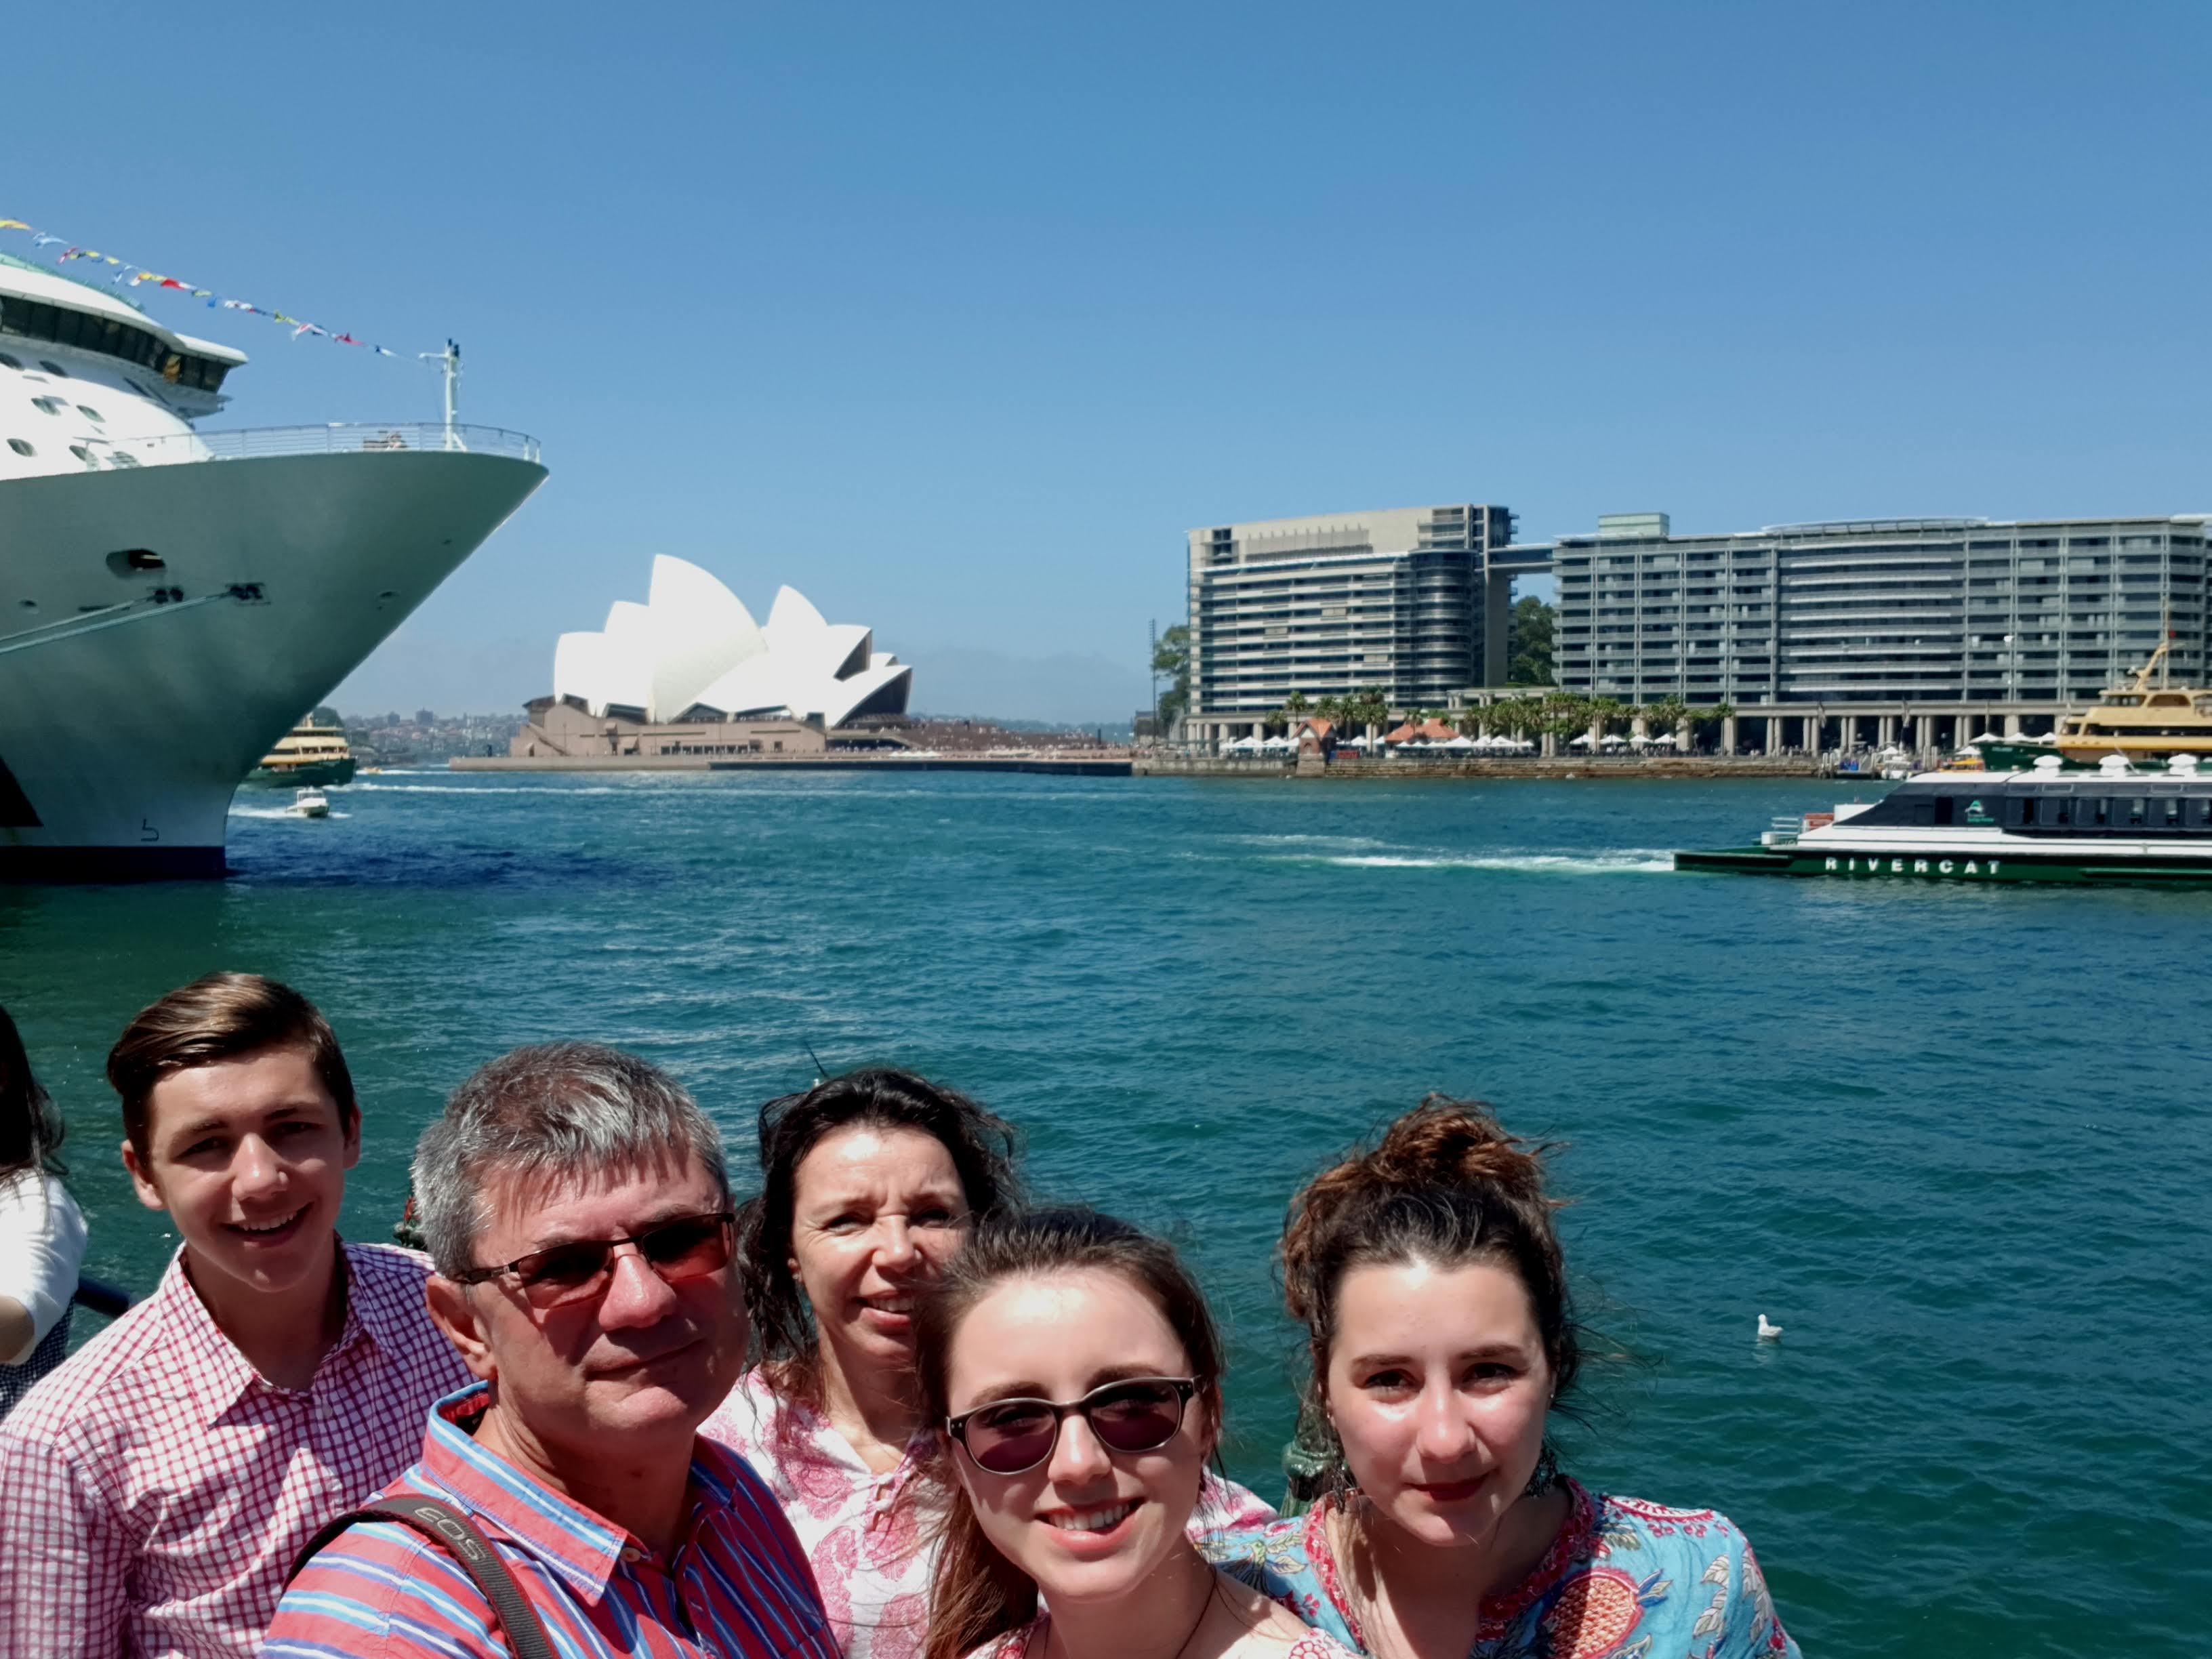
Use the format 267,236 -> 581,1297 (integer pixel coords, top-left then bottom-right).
13,2 -> 2211,720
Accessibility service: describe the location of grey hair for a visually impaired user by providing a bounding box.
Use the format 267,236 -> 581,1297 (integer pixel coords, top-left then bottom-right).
413,1040 -> 729,1279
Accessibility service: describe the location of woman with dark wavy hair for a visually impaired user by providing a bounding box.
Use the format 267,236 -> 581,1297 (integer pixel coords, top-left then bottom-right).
1204,1097 -> 1799,1659
700,1068 -> 1026,1659
0,1004 -> 85,1417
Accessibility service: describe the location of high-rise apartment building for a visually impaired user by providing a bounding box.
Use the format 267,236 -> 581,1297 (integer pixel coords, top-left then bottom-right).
1553,512 -> 2208,709
1184,504 -> 1516,744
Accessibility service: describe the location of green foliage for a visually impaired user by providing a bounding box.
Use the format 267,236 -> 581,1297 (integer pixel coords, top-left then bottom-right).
1539,691 -> 1591,740
1486,697 -> 1547,739
1642,694 -> 1688,735
1153,624 -> 1191,722
1507,596 -> 1556,686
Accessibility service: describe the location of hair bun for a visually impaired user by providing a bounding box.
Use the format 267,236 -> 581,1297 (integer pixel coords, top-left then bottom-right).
1279,1094 -> 1562,1327
1366,1095 -> 1551,1206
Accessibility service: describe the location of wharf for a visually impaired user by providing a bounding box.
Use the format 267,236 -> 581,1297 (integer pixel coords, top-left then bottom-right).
451,753 -> 1132,778
1132,754 -> 1852,781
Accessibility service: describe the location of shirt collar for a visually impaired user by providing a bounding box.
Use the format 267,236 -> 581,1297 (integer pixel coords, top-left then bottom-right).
754,1370 -> 937,1481
162,1239 -> 371,1425
343,1241 -> 424,1359
418,1381 -> 757,1605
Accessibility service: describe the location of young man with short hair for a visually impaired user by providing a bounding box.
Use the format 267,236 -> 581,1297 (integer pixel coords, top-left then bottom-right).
0,972 -> 472,1658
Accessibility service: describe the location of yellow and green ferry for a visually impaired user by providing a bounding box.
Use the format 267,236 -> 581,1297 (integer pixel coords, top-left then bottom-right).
1676,754 -> 2212,886
1971,638 -> 2212,772
245,720 -> 356,787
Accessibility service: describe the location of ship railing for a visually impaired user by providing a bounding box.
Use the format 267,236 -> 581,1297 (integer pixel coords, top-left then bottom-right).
119,424 -> 541,466
1759,815 -> 1803,848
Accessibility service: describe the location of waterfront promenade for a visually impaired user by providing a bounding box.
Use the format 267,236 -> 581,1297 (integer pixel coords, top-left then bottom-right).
1133,752 -> 1849,780
453,752 -> 1134,777
452,750 -> 1868,782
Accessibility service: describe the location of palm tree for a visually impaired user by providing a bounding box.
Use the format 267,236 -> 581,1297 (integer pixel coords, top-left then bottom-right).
1490,696 -> 1542,742
1685,699 -> 1735,754
1347,687 -> 1391,734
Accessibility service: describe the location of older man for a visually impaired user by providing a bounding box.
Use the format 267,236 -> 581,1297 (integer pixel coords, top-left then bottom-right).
265,1043 -> 836,1659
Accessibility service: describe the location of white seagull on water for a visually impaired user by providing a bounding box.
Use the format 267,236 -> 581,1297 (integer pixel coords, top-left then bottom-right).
1757,1313 -> 1784,1342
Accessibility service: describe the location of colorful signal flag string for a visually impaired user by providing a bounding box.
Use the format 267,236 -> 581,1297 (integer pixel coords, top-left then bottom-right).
0,216 -> 410,358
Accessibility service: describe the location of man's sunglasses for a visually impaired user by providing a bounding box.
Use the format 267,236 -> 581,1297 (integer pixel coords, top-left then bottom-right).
455,1209 -> 737,1310
945,1376 -> 1199,1475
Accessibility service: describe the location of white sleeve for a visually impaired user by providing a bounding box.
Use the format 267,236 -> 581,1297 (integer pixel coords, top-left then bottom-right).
0,1174 -> 87,1364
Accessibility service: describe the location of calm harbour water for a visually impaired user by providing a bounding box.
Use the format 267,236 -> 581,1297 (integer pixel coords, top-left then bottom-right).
3,769 -> 2206,1656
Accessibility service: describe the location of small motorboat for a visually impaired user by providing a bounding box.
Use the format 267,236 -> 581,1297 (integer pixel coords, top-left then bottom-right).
289,787 -> 331,819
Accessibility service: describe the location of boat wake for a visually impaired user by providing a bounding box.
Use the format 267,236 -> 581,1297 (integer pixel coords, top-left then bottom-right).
1317,851 -> 1675,875
228,803 -> 351,820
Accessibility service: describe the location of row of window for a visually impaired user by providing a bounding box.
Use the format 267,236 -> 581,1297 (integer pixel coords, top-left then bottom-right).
4,436 -> 137,467
2008,794 -> 2212,832
0,297 -> 231,393
26,394 -> 103,422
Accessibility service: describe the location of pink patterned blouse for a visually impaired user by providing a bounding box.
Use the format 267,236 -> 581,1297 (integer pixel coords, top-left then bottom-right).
967,1615 -> 1358,1659
702,1367 -> 1277,1659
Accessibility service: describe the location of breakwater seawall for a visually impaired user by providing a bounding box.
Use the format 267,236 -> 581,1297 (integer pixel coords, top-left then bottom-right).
453,753 -> 1132,777
454,752 -> 1866,783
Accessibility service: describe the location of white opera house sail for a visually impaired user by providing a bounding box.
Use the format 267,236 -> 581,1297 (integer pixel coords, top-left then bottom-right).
551,556 -> 912,728
0,252 -> 545,878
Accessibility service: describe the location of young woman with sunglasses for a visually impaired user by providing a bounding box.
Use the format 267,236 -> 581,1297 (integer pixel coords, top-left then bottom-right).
918,1207 -> 1348,1659
703,1074 -> 1272,1659
1204,1099 -> 1799,1659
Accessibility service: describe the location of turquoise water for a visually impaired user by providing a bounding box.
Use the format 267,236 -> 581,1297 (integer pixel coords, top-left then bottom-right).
3,771 -> 2205,1656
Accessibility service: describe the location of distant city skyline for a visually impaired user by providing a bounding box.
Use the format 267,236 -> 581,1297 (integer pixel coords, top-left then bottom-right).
13,1 -> 2210,720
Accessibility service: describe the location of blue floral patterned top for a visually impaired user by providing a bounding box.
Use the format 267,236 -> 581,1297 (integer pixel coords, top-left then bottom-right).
1202,1482 -> 1799,1659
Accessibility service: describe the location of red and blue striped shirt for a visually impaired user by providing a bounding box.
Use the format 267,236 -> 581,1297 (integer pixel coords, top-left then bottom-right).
262,1382 -> 839,1659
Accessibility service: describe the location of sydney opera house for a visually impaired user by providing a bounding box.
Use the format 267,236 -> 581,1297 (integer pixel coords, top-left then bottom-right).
512,556 -> 912,760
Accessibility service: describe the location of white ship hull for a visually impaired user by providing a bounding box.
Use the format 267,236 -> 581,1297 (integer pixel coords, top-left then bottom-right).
0,447 -> 544,876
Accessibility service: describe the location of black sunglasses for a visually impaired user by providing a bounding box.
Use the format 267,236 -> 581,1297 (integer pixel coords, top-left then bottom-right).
456,1209 -> 736,1310
945,1376 -> 1199,1475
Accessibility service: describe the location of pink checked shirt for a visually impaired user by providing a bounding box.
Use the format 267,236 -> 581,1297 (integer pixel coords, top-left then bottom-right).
0,1240 -> 474,1658
702,1367 -> 1277,1659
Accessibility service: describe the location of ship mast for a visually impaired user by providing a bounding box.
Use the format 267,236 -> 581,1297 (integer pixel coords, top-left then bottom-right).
419,339 -> 462,451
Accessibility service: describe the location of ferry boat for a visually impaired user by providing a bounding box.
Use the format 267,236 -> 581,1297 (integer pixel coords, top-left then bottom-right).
1675,754 -> 2212,885
1971,638 -> 2212,771
0,251 -> 544,876
247,720 -> 356,787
